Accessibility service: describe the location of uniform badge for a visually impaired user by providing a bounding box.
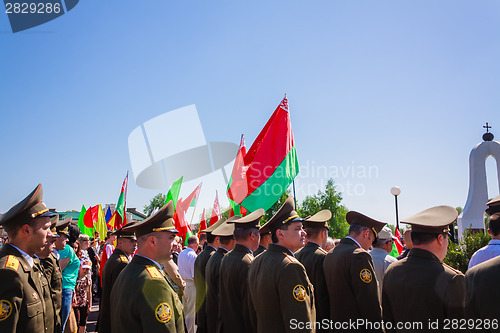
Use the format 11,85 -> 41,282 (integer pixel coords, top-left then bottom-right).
32,292 -> 39,301
155,302 -> 172,323
0,300 -> 12,321
4,256 -> 19,271
360,269 -> 372,283
119,255 -> 129,263
146,266 -> 163,279
293,284 -> 307,302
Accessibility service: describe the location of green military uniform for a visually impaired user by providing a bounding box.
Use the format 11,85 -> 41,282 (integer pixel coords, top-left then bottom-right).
0,184 -> 57,333
36,258 -> 55,333
110,202 -> 184,333
248,197 -> 316,333
323,211 -> 386,331
296,242 -> 329,331
253,245 -> 266,257
40,252 -> 62,333
193,244 -> 216,333
97,248 -> 130,333
194,218 -> 225,333
205,246 -> 229,333
382,205 -> 465,332
465,255 -> 500,325
218,210 -> 264,333
0,244 -> 49,332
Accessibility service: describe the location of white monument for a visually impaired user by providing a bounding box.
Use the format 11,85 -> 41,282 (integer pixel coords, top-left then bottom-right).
457,123 -> 500,238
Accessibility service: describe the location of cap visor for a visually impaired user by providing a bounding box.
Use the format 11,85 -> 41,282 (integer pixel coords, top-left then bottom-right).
40,211 -> 57,217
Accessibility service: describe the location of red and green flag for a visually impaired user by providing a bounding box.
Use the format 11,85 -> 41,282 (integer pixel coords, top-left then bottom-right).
78,205 -> 93,237
227,96 -> 299,211
198,208 -> 207,235
208,191 -> 221,227
389,227 -> 405,258
227,135 -> 248,217
166,176 -> 183,210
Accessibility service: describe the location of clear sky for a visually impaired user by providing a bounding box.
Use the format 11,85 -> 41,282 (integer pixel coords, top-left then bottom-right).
1,0 -> 500,228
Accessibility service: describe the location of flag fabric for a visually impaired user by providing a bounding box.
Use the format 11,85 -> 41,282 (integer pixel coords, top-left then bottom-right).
389,227 -> 404,257
84,205 -> 99,229
173,197 -> 193,245
105,206 -> 112,223
78,205 -> 93,237
107,211 -> 119,230
208,191 -> 221,227
184,183 -> 202,208
94,205 -> 108,241
114,172 -> 129,230
226,96 -> 299,212
227,135 -> 248,217
198,208 -> 207,234
166,176 -> 183,210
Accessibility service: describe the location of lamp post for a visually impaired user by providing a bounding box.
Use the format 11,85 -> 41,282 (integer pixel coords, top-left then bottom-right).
390,186 -> 401,231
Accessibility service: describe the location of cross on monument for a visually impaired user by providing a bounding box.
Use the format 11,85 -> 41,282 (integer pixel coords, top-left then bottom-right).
484,122 -> 492,133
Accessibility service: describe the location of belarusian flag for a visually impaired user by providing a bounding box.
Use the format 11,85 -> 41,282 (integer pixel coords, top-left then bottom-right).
389,227 -> 405,257
227,96 -> 299,211
166,176 -> 183,211
209,191 -> 221,227
227,135 -> 248,217
115,172 -> 129,229
173,197 -> 194,246
78,205 -> 93,237
198,208 -> 207,234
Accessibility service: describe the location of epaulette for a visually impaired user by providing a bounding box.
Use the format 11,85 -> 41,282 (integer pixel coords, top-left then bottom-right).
119,255 -> 129,263
442,262 -> 464,275
245,253 -> 254,262
3,255 -> 20,271
283,253 -> 299,264
145,265 -> 163,279
317,247 -> 328,255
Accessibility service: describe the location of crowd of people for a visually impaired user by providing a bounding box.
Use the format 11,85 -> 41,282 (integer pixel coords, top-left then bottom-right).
1,184 -> 500,333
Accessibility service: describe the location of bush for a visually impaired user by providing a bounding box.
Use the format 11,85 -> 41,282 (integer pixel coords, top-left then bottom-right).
443,230 -> 491,273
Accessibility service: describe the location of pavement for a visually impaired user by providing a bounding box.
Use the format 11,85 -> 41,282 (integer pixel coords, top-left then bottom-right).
86,298 -> 99,333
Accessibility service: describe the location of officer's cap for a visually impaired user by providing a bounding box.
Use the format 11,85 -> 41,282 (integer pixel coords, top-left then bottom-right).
401,205 -> 457,234
260,197 -> 303,233
228,209 -> 264,229
303,210 -> 332,229
487,194 -> 500,207
212,219 -> 236,237
56,217 -> 72,237
346,211 -> 386,237
201,217 -> 226,234
50,215 -> 60,237
125,201 -> 178,237
115,222 -> 137,240
0,184 -> 56,228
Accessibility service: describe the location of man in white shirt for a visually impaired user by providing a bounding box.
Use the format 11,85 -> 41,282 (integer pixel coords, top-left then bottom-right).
178,235 -> 199,333
369,226 -> 397,297
468,213 -> 500,269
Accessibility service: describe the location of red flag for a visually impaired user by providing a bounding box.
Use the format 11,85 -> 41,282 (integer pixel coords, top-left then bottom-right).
183,183 -> 202,208
209,191 -> 221,227
83,205 -> 99,228
394,227 -> 404,255
198,208 -> 207,234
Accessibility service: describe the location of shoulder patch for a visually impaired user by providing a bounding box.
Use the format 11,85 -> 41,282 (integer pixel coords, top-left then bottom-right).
4,256 -> 19,271
155,302 -> 172,323
245,253 -> 254,262
442,262 -> 464,275
119,255 -> 129,263
360,268 -> 373,283
145,266 -> 163,279
293,284 -> 307,301
0,299 -> 13,321
284,253 -> 299,264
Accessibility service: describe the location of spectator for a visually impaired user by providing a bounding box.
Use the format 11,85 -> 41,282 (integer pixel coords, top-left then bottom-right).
87,237 -> 100,297
397,229 -> 413,260
468,213 -> 500,269
324,237 -> 335,252
178,235 -> 199,333
73,260 -> 92,333
369,226 -> 397,298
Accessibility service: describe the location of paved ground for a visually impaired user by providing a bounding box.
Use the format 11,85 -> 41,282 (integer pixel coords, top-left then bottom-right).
86,298 -> 99,333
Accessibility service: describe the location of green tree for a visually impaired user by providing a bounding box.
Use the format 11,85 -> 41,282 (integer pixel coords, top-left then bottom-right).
260,190 -> 292,225
143,193 -> 167,217
444,229 -> 491,273
299,179 -> 349,239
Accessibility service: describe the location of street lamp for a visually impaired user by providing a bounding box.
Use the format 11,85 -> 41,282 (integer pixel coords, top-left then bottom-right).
390,186 -> 401,231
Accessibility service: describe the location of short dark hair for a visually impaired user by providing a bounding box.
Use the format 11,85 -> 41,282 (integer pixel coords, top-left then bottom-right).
271,223 -> 291,243
348,223 -> 370,237
219,235 -> 234,246
68,223 -> 81,245
234,227 -> 259,242
488,214 -> 500,236
304,226 -> 327,238
206,233 -> 217,244
411,231 -> 446,245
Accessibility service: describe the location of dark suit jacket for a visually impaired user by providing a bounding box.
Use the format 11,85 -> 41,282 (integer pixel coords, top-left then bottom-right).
465,254 -> 500,331
296,242 -> 330,332
194,245 -> 216,333
40,251 -> 62,333
248,244 -> 316,333
218,244 -> 256,333
0,244 -> 48,333
253,245 -> 266,257
98,248 -> 130,333
205,247 -> 228,333
110,254 -> 185,333
383,248 -> 465,332
323,237 -> 382,331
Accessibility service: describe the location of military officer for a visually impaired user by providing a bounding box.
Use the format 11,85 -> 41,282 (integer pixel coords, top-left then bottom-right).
193,218 -> 224,333
218,209 -> 264,333
0,184 -> 57,333
205,219 -> 235,333
382,206 -> 465,331
248,197 -> 316,333
323,211 -> 386,331
254,226 -> 271,257
110,202 -> 185,333
295,210 -> 331,332
97,223 -> 137,333
486,194 -> 500,216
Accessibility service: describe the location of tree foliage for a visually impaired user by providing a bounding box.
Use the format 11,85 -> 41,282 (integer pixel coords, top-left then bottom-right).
143,193 -> 167,217
444,229 -> 491,273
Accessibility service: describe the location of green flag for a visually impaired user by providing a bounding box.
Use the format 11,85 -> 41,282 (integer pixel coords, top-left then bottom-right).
166,176 -> 183,211
78,205 -> 93,237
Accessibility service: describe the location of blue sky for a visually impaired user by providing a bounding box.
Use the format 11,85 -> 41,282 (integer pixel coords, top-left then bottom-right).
1,0 -> 500,227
